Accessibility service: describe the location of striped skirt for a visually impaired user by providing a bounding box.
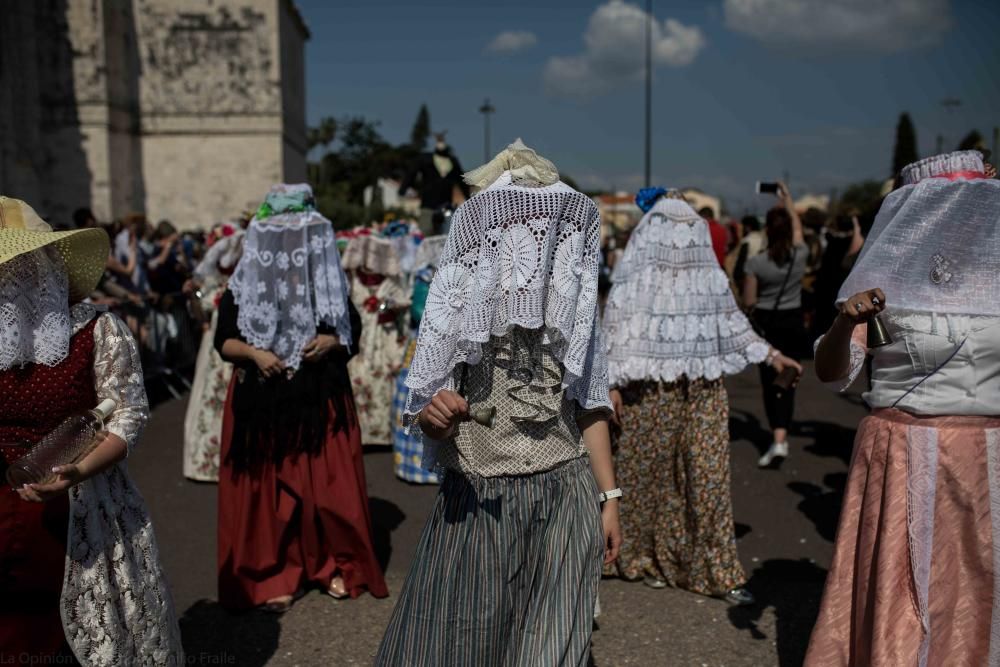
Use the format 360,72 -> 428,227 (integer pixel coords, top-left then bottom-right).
375,456 -> 604,667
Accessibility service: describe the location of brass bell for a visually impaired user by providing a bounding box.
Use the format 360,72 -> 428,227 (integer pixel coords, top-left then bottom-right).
866,313 -> 893,349
469,405 -> 497,428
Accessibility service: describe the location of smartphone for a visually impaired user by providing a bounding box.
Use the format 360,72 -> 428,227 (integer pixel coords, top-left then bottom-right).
756,181 -> 779,195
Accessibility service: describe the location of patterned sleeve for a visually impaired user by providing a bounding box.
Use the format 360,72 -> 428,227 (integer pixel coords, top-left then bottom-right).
92,313 -> 150,453
813,322 -> 868,393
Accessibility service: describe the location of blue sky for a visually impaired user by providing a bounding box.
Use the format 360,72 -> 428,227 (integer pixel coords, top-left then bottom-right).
297,0 -> 1000,213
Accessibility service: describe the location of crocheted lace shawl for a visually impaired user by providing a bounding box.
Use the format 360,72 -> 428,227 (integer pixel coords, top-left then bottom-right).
603,196 -> 769,386
228,184 -> 352,369
404,171 -> 611,417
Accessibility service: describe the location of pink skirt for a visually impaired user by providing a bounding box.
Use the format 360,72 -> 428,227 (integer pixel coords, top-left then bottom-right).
805,409 -> 1000,667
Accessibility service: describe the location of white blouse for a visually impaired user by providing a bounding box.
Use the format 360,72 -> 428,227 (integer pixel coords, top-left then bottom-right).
63,304 -> 183,666
821,308 -> 1000,416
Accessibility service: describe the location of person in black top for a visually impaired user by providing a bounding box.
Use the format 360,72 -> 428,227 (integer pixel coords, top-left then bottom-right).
214,183 -> 388,612
397,133 -> 469,234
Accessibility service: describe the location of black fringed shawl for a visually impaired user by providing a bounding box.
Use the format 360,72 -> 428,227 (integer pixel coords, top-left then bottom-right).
214,289 -> 363,474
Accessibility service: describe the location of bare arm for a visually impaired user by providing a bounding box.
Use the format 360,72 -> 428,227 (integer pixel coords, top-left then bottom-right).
815,288 -> 884,382
742,272 -> 759,309
578,410 -> 622,564
778,182 -> 804,246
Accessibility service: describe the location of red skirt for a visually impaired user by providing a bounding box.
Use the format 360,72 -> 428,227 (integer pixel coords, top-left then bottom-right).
217,379 -> 388,609
0,446 -> 75,661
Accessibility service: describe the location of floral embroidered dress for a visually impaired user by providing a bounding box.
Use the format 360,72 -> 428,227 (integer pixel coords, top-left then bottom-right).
343,235 -> 409,446
0,304 -> 182,666
183,227 -> 244,481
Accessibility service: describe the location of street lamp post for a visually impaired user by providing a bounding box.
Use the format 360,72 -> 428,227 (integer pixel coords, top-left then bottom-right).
644,0 -> 652,188
479,98 -> 496,163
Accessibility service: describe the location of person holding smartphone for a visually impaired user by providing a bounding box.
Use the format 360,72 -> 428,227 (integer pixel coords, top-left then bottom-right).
743,182 -> 809,467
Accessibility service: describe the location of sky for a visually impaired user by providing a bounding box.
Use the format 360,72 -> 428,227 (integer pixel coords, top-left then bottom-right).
296,0 -> 1000,213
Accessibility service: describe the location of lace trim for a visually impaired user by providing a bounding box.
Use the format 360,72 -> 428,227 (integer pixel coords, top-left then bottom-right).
813,333 -> 867,393
0,248 -> 72,371
463,139 -> 559,190
229,211 -> 352,368
986,429 -> 1000,667
900,150 -> 984,185
905,425 -> 938,667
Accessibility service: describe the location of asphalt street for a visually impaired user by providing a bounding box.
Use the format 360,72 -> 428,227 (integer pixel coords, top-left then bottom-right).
132,361 -> 867,666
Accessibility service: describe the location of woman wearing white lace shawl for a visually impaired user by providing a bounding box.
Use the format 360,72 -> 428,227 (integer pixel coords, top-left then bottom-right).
215,184 -> 387,611
806,151 -> 1000,666
182,221 -> 245,481
0,196 -> 181,665
377,140 -> 622,666
602,188 -> 800,606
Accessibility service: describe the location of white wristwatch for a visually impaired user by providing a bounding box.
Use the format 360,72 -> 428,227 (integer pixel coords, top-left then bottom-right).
598,488 -> 623,503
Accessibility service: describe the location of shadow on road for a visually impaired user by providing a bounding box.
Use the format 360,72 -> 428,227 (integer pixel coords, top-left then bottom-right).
797,419 -> 857,466
370,496 -> 406,572
179,599 -> 280,667
788,473 -> 848,543
729,409 -> 772,457
729,558 -> 827,667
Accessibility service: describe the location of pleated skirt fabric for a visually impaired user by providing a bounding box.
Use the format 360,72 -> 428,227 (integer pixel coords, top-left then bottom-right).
805,409 -> 1000,667
375,456 -> 604,667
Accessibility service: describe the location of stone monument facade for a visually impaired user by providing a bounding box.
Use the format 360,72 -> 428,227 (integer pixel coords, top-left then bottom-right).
0,0 -> 309,229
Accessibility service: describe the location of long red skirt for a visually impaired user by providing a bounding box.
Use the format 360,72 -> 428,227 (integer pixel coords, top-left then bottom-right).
217,382 -> 388,609
0,458 -> 75,662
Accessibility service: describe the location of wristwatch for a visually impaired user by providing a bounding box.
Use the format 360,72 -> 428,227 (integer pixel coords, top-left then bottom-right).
598,488 -> 623,503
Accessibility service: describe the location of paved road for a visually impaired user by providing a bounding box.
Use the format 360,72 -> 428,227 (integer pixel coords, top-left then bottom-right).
132,362 -> 866,666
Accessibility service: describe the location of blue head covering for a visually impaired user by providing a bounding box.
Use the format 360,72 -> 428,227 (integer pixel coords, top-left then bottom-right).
635,187 -> 668,213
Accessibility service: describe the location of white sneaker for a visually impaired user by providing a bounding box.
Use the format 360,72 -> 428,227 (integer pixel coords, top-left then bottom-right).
758,441 -> 789,468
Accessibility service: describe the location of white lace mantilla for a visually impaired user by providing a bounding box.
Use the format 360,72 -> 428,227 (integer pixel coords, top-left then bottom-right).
0,247 -> 73,371
229,209 -> 352,368
604,197 -> 769,386
404,172 -> 611,417
65,304 -> 183,665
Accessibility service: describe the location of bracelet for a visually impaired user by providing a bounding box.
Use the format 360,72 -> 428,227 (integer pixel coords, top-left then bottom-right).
765,349 -> 779,367
598,488 -> 623,503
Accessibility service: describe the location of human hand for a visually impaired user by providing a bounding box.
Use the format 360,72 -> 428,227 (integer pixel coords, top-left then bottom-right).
776,181 -> 794,207
302,334 -> 340,362
838,288 -> 886,326
253,349 -> 286,378
771,353 -> 803,384
418,390 -> 469,439
601,500 -> 622,565
17,464 -> 86,502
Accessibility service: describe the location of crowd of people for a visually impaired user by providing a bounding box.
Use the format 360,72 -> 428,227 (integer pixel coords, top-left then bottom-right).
0,143 -> 996,666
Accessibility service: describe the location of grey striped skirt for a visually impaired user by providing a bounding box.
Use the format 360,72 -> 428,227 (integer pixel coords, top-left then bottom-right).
375,456 -> 604,667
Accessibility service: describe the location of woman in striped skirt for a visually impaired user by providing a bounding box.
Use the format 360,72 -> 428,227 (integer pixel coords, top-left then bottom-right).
376,140 -> 621,666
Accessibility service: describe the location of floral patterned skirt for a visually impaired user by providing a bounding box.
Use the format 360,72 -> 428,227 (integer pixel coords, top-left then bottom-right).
605,378 -> 745,595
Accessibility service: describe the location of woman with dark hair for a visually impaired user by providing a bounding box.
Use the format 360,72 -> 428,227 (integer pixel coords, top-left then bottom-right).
743,183 -> 807,467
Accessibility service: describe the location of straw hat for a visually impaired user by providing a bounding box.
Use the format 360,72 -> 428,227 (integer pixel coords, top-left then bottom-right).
0,196 -> 110,302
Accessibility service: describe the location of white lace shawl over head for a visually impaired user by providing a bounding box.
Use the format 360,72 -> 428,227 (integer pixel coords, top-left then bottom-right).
228,184 -> 352,369
404,171 -> 611,417
0,246 -> 73,371
603,196 -> 769,386
839,150 -> 1000,317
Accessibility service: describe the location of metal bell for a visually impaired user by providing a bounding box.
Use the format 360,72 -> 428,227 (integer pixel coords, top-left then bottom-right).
469,405 -> 497,429
866,313 -> 893,348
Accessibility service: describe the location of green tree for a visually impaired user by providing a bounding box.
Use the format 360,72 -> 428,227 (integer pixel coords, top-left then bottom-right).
891,113 -> 918,176
957,130 -> 985,151
307,117 -> 337,151
410,104 -> 431,151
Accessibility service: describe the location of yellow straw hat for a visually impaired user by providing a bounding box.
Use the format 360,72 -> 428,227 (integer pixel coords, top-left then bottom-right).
0,196 -> 110,302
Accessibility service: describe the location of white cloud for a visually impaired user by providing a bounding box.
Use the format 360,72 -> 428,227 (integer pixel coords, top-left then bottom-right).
485,30 -> 538,54
723,0 -> 952,52
544,1 -> 706,97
